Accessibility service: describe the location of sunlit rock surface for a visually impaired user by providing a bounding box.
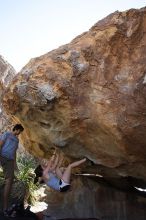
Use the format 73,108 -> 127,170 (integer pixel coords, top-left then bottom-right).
2,8 -> 146,183
0,56 -> 16,132
0,55 -> 16,89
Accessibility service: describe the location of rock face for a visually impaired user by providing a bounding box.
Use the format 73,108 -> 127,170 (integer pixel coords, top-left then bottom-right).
2,8 -> 146,183
0,55 -> 16,132
0,55 -> 16,89
44,176 -> 146,220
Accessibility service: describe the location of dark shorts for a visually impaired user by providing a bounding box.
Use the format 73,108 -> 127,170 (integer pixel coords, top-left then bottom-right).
59,179 -> 70,192
0,155 -> 14,179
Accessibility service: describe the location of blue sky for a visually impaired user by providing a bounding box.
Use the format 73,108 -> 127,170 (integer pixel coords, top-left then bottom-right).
0,0 -> 146,71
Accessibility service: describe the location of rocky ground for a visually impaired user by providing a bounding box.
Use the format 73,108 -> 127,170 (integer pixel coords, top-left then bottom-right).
30,186 -> 48,213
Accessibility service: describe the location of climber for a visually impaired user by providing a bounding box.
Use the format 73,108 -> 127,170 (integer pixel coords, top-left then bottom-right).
34,150 -> 86,192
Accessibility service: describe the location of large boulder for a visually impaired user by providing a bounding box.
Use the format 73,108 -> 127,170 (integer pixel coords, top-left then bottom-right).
2,8 -> 146,182
43,176 -> 146,220
0,55 -> 16,89
0,55 -> 16,132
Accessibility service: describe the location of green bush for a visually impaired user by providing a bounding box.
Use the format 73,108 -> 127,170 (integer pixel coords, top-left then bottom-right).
16,153 -> 39,205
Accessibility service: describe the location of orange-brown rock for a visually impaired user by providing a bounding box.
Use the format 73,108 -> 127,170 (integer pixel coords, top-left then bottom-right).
2,8 -> 146,181
44,176 -> 146,220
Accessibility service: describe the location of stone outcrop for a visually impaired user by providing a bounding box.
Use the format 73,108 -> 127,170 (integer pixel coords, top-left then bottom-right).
44,176 -> 146,220
2,8 -> 146,184
0,55 -> 16,89
0,55 -> 16,132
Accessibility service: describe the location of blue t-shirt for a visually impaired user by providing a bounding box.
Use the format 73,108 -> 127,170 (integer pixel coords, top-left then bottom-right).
47,172 -> 60,191
0,131 -> 19,160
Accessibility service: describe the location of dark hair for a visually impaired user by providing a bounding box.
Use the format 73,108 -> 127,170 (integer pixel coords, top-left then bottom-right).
13,124 -> 24,132
34,165 -> 43,184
